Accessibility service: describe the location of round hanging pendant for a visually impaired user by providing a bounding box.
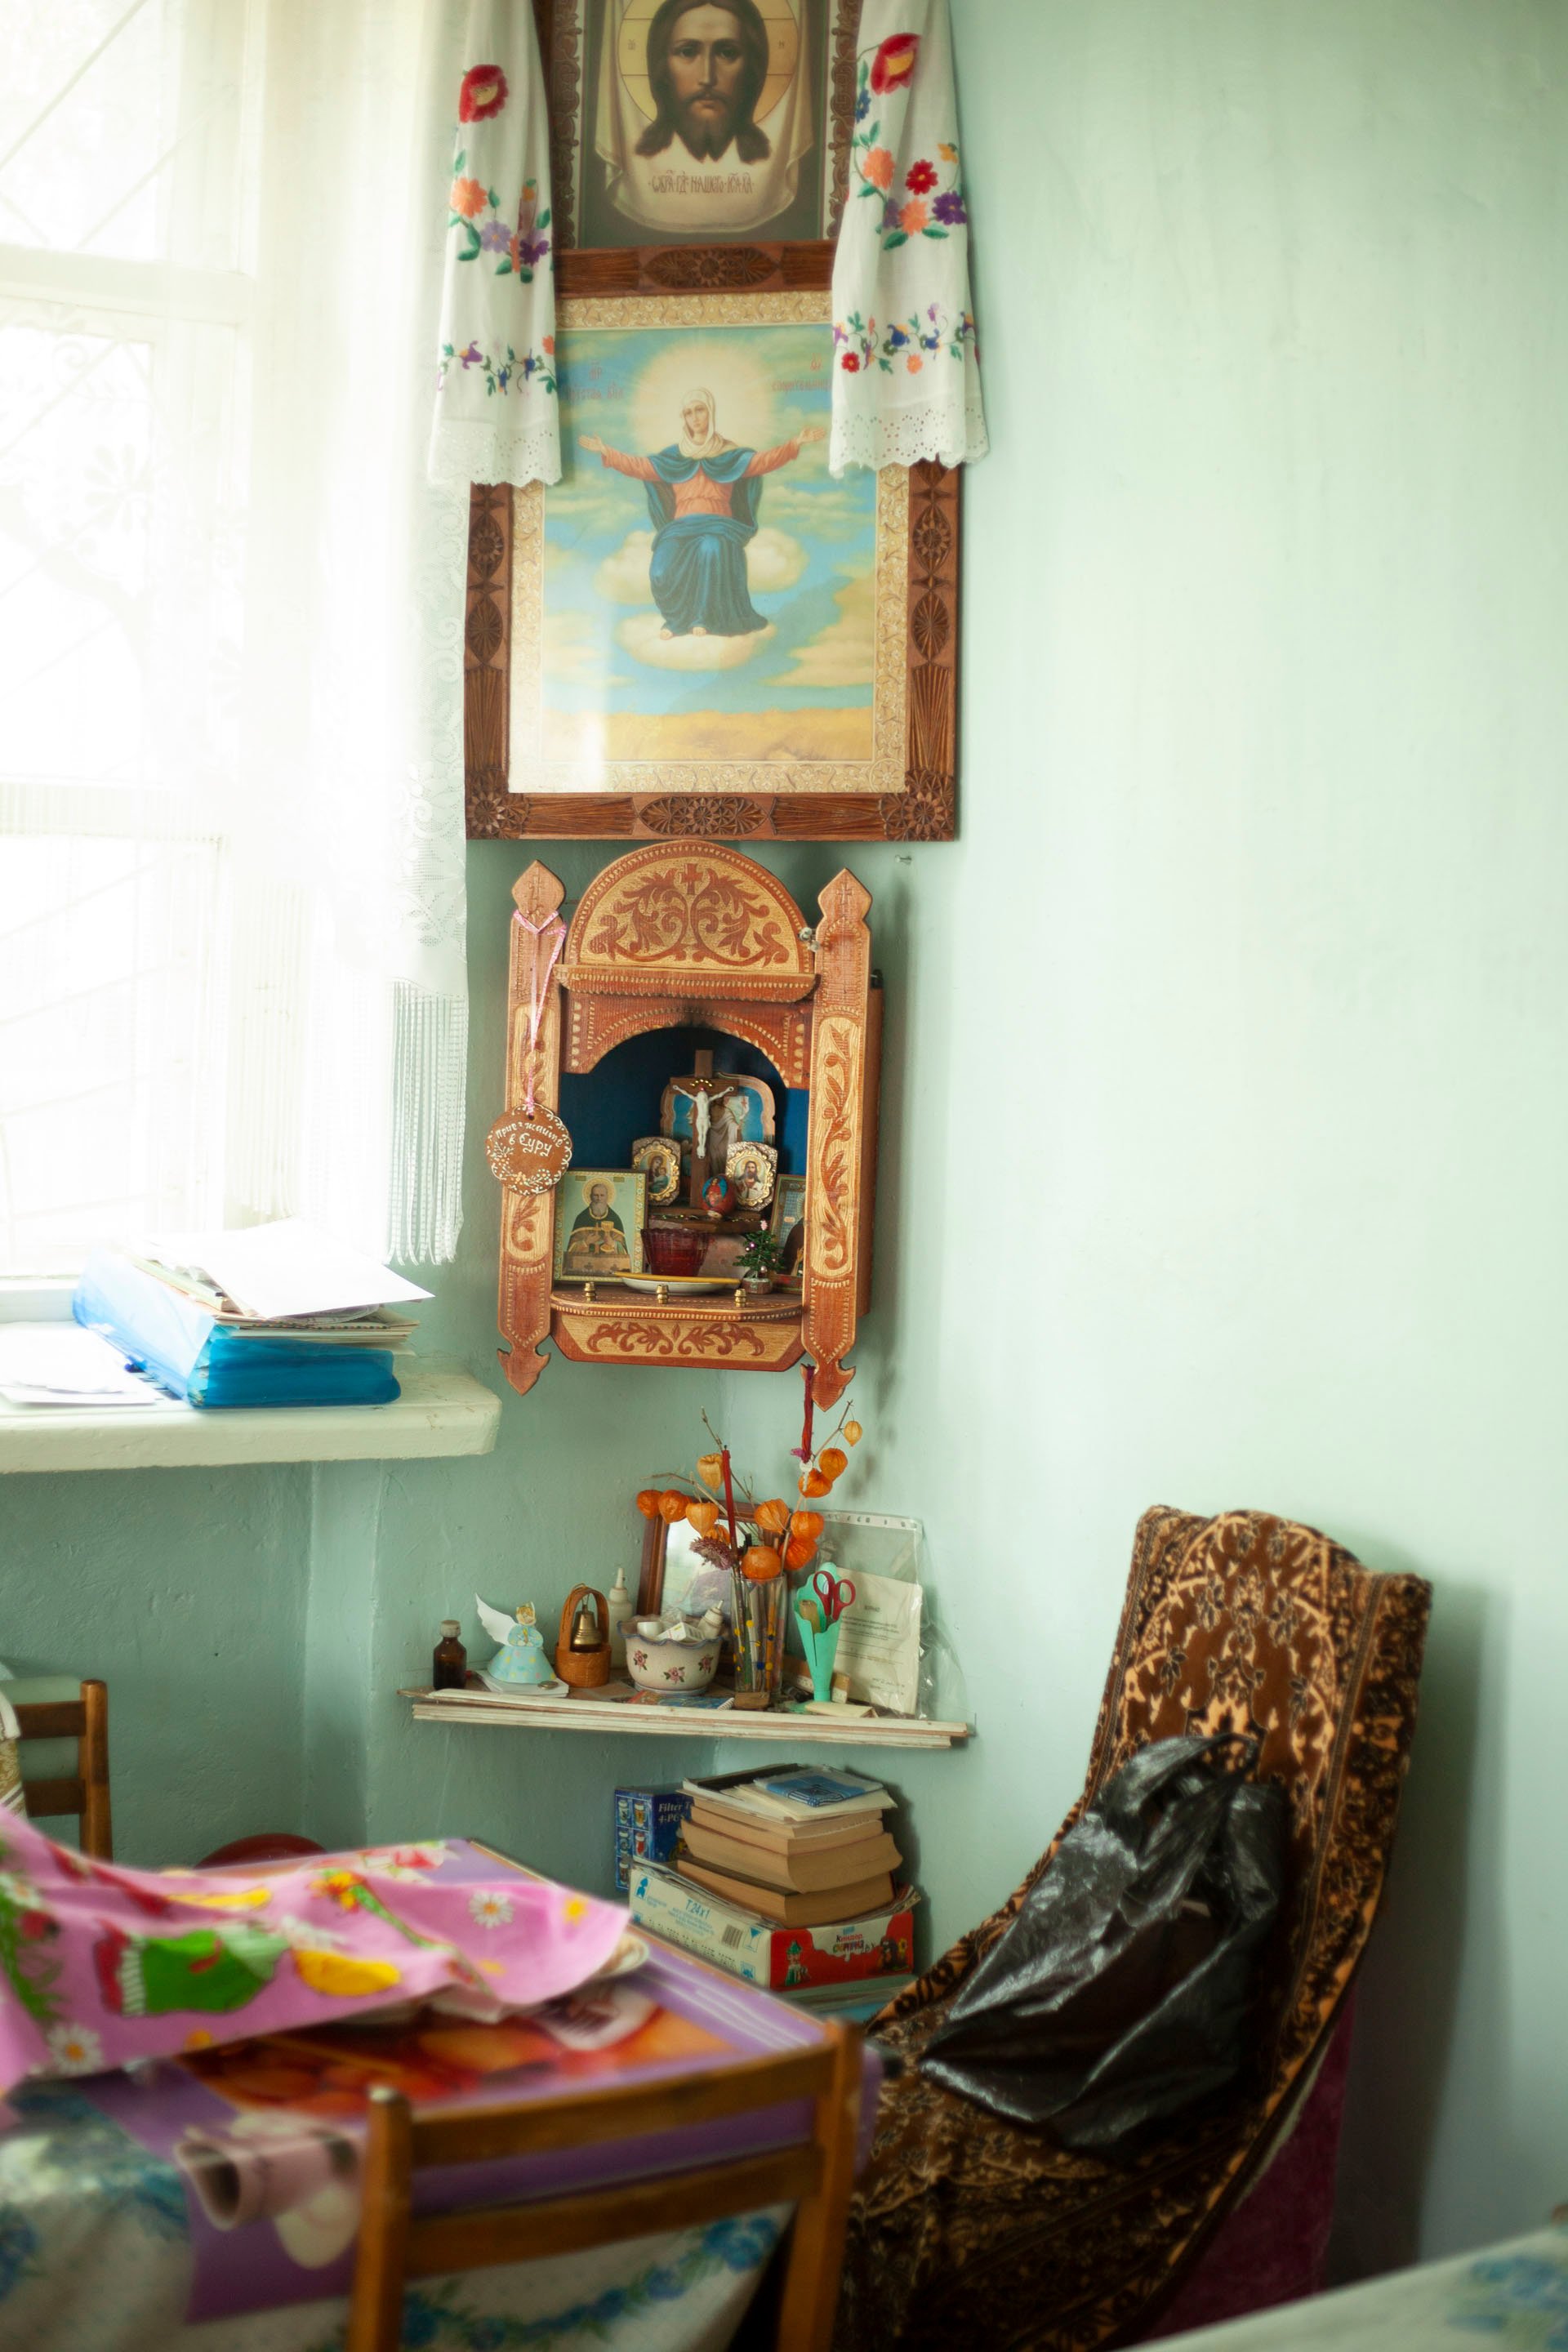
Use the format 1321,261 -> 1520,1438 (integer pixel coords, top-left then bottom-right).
485,1105 -> 572,1194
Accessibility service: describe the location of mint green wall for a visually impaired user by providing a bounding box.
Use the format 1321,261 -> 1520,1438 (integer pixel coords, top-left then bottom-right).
392,0 -> 1565,2270
1,1466 -> 311,1860
323,844 -> 728,1890
5,0 -> 1563,2285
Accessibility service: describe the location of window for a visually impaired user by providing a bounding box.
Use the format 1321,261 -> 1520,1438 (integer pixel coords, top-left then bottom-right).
1,0 -> 470,1275
0,0 -> 256,1272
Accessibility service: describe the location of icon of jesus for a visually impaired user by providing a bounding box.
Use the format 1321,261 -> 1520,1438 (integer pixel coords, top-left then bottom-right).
581,388 -> 825,639
635,0 -> 774,167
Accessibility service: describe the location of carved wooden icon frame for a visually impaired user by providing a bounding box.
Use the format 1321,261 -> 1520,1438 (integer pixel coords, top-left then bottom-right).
495,838 -> 880,1400
465,249 -> 960,844
466,466 -> 959,841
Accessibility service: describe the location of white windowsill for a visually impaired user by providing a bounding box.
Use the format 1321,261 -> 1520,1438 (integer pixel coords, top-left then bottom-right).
0,1356 -> 501,1473
0,1276 -> 501,1471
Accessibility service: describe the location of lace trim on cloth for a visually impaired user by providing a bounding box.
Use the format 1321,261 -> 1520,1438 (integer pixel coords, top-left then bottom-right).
429,0 -> 560,488
428,413 -> 564,489
828,0 -> 988,474
828,376 -> 989,473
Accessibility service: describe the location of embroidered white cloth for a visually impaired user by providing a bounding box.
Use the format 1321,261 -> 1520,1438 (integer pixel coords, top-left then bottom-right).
829,0 -> 988,474
430,0 -> 561,487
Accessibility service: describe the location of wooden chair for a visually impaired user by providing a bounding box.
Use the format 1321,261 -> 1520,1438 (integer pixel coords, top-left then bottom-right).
14,1678 -> 112,1859
837,1507 -> 1432,2352
346,2023 -> 863,2352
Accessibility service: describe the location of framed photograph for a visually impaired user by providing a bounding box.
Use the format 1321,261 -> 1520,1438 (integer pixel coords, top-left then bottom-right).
769,1169 -> 805,1278
541,0 -> 861,252
631,1133 -> 683,1203
726,1139 -> 777,1205
637,1506 -> 729,1617
463,288 -> 960,843
552,1169 -> 648,1279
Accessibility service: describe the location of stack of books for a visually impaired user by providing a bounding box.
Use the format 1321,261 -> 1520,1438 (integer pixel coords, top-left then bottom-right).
626,1764 -> 918,1993
678,1767 -> 901,1926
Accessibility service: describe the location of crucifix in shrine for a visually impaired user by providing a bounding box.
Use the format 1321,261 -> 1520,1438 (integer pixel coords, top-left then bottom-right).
661,1050 -> 773,1209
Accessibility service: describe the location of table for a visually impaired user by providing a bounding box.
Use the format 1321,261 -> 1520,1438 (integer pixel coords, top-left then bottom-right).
0,1838 -> 862,2352
1162,2222 -> 1568,2350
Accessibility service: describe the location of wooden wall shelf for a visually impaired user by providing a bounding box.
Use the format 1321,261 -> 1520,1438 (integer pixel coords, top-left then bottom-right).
401,1686 -> 969,1750
493,842 -> 881,1402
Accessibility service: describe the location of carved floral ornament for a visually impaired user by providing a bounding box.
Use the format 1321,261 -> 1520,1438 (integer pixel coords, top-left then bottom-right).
563,847 -> 815,999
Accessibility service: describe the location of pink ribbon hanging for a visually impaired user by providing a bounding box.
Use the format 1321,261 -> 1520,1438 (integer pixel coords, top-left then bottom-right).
512,911 -> 566,1116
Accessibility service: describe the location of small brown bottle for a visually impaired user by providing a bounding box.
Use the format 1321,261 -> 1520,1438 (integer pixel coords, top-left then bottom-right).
433,1619 -> 466,1690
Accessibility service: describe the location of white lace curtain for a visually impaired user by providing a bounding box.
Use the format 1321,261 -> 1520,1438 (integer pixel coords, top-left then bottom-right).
0,0 -> 473,1272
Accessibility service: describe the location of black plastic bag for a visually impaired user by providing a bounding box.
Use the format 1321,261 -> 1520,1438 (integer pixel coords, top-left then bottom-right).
920,1733 -> 1287,2154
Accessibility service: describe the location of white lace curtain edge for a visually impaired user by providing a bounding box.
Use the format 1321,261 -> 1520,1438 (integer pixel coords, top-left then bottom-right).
428,416 -> 563,489
828,379 -> 991,474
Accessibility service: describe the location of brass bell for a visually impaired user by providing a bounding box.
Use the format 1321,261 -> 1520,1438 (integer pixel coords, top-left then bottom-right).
569,1597 -> 603,1650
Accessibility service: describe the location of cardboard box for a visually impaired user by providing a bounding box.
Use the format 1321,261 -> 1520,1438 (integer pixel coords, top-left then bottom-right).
628,1860 -> 917,1989
613,1784 -> 693,1892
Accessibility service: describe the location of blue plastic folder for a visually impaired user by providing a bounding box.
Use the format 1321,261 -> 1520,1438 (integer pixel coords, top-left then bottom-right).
73,1253 -> 400,1411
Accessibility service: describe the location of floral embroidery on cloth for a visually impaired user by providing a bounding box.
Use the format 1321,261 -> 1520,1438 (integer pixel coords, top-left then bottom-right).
0,1813 -> 625,2096
310,2213 -> 787,2352
430,0 -> 561,486
829,0 -> 987,473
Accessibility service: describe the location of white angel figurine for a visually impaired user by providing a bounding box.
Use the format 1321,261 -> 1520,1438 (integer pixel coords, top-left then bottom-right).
475,1596 -> 554,1687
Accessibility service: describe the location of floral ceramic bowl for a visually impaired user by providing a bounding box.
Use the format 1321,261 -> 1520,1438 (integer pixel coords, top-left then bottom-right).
621,1620 -> 719,1695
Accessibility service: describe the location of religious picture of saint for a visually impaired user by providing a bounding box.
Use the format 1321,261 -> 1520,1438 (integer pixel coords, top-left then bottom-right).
581,390 -> 825,642
553,1170 -> 648,1281
726,1141 -> 777,1208
631,1134 -> 683,1205
581,0 -> 826,246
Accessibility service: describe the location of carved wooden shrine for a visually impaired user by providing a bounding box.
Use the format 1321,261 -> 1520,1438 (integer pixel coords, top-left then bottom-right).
493,841 -> 880,1406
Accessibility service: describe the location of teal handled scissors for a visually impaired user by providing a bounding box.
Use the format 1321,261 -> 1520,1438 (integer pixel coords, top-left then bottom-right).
811,1569 -> 856,1625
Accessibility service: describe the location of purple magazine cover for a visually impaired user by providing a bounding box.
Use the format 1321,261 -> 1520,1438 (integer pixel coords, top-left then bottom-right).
85,1841 -> 879,2323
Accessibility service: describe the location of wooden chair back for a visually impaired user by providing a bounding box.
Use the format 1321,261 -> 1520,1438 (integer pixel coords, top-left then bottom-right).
13,1679 -> 113,1859
345,2020 -> 863,2352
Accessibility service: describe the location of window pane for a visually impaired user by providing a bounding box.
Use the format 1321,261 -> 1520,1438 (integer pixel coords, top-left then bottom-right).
0,306 -> 243,791
0,0 -> 247,267
0,831 -> 226,1272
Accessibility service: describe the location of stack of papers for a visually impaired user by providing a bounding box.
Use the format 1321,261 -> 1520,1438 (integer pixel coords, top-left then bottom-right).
131,1220 -> 431,1339
0,1325 -> 162,1409
66,1222 -> 430,1411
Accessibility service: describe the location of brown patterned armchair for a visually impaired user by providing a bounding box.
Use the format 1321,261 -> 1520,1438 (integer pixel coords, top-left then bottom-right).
835,1506 -> 1432,2352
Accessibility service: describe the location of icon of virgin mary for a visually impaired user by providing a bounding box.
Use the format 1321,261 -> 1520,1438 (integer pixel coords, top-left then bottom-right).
581,388 -> 823,639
